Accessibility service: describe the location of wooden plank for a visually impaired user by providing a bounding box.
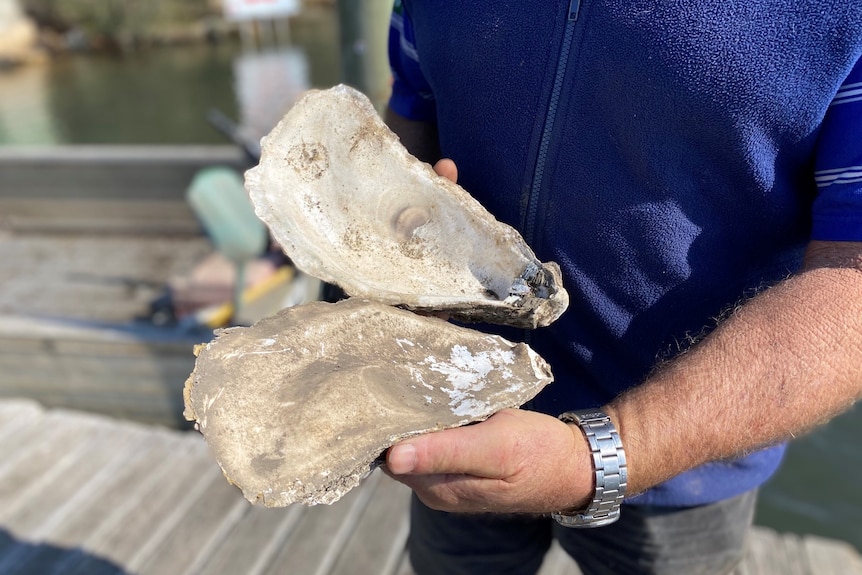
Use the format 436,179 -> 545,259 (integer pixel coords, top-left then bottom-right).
0,359 -> 194,392
194,504 -> 306,575
0,331 -> 198,356
0,399 -> 43,440
0,318 -> 206,428
394,554 -> 415,575
1,401 -> 860,575
0,146 -> 244,201
803,534 -> 862,574
11,433 -> 189,574
0,390 -> 189,430
0,234 -> 211,322
330,475 -> 412,575
734,527 -> 808,575
0,412 -> 106,520
57,439 -> 215,575
0,380 -> 192,429
135,469 -> 251,575
537,541 -> 583,575
0,145 -> 243,166
0,198 -> 202,235
0,411 -> 53,468
0,145 -> 244,235
0,348 -> 196,375
0,425 -> 145,534
262,472 -> 382,575
0,413 -> 107,562
0,317 -> 207,347
0,425 -> 150,573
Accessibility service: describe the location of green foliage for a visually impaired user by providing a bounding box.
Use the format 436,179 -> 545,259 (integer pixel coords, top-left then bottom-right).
22,0 -> 220,39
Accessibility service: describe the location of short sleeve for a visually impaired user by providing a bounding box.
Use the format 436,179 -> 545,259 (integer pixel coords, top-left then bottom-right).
811,55 -> 862,241
388,1 -> 437,122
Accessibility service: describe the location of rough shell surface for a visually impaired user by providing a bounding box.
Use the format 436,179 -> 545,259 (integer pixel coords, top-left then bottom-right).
245,84 -> 568,329
183,299 -> 553,507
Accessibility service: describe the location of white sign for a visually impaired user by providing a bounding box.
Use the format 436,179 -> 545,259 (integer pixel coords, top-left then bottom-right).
234,48 -> 309,141
223,0 -> 300,21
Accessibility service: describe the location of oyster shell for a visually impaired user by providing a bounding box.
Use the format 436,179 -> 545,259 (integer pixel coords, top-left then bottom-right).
245,84 -> 568,329
183,299 -> 553,507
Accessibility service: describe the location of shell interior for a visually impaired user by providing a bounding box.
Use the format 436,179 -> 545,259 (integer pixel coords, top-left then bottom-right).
245,84 -> 568,329
183,299 -> 553,506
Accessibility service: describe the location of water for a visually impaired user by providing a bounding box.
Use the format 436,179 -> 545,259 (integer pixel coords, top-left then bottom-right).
0,4 -> 859,553
0,44 -> 243,144
0,7 -> 341,145
758,406 -> 862,551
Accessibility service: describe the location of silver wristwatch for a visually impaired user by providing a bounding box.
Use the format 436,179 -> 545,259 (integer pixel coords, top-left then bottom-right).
551,409 -> 627,528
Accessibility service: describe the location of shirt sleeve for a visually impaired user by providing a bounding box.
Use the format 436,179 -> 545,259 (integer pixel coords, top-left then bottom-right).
811,55 -> 862,241
388,0 -> 437,122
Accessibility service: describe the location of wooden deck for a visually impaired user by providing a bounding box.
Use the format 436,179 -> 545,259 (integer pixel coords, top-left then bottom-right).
0,232 -> 214,429
1,399 -> 860,575
0,145 -> 298,429
0,145 -> 245,236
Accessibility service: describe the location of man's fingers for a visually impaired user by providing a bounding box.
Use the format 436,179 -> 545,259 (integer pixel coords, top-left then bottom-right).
384,409 -> 593,515
387,443 -> 417,474
386,411 -> 519,478
397,473 -> 514,513
433,158 -> 458,183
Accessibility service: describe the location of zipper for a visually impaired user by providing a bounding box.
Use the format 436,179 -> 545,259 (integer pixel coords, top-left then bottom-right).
521,0 -> 581,352
523,0 -> 581,247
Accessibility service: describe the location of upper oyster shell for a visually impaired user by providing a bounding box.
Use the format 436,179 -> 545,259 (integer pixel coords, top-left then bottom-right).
183,298 -> 553,507
245,84 -> 568,329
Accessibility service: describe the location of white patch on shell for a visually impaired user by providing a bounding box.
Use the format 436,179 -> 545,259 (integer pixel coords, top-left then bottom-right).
422,345 -> 516,417
396,338 -> 415,350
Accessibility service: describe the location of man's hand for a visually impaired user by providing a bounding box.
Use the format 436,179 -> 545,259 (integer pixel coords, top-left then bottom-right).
432,157 -> 458,183
383,158 -> 593,515
384,408 -> 594,514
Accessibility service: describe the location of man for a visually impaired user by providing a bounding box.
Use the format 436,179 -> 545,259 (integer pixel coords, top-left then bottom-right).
381,2 -> 862,574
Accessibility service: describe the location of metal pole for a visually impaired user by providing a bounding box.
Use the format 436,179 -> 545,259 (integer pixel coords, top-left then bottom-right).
336,0 -> 392,112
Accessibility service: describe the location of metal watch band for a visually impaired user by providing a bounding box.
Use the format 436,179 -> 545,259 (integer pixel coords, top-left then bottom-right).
551,409 -> 627,528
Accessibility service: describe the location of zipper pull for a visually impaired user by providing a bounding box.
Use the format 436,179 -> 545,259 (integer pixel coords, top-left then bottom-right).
569,0 -> 581,21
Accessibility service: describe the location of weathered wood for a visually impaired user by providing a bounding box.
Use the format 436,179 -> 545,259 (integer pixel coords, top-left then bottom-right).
0,342 -> 198,428
0,197 -> 203,235
194,504 -> 306,575
0,234 -> 211,321
57,471 -> 209,573
0,413 -> 107,519
262,472 -> 382,575
0,399 -> 42,441
803,535 -> 862,574
0,400 -> 859,575
537,541 -> 583,575
329,475 -> 412,575
12,434 -> 188,574
0,145 -> 245,235
0,232 -> 211,433
0,427 -> 148,573
733,528 -> 805,575
66,451 -> 217,575
136,466 -> 249,575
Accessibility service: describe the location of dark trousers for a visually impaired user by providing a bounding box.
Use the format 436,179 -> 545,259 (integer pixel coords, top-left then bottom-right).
408,489 -> 757,575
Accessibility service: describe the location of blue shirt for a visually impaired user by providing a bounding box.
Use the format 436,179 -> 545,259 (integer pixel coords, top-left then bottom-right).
388,0 -> 862,506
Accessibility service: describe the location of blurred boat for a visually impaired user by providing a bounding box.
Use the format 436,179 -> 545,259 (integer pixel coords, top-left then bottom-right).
0,145 -> 307,428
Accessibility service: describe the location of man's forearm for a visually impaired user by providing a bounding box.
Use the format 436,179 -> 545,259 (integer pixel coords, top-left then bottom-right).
606,240 -> 862,496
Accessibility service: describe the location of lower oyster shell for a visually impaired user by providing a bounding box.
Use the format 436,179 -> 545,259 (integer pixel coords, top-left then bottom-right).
183,299 -> 553,506
245,84 -> 568,329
